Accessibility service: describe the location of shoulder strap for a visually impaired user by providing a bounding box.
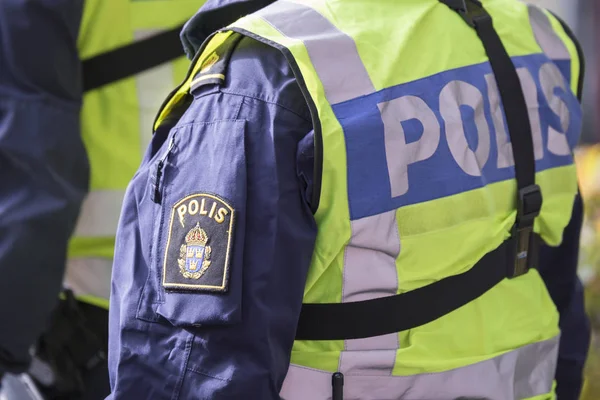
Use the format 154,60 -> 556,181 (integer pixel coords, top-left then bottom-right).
151,31 -> 242,136
445,0 -> 542,276
82,24 -> 185,93
295,0 -> 542,341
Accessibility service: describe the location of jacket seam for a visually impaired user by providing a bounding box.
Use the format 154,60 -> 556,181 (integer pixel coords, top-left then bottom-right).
172,333 -> 195,400
219,88 -> 312,122
185,366 -> 233,382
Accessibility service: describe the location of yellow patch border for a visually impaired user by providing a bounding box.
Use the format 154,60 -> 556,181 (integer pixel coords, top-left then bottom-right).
162,193 -> 235,291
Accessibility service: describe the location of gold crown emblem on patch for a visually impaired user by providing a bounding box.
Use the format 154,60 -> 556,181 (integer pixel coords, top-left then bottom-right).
178,222 -> 212,280
185,223 -> 208,246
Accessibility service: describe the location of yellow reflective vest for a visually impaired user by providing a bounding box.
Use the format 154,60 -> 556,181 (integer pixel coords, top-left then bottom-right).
66,0 -> 202,309
155,0 -> 583,398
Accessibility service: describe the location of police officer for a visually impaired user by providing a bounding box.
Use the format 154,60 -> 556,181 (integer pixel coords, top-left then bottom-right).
108,0 -> 589,398
0,0 -> 204,398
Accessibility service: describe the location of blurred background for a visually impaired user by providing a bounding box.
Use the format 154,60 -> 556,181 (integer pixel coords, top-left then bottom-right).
524,0 -> 599,398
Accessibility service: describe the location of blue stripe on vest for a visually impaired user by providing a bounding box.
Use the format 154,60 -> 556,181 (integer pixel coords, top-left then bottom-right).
334,54 -> 582,221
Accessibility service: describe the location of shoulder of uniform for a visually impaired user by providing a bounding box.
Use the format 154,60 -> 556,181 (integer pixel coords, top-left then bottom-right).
189,32 -> 244,92
545,10 -> 585,102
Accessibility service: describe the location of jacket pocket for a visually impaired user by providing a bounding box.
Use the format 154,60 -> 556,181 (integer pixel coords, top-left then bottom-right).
136,119 -> 247,327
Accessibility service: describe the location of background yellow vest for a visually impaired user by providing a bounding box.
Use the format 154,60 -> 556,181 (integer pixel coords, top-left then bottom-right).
67,0 -> 203,308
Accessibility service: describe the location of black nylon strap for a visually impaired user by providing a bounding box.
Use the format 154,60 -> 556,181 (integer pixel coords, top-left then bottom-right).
458,0 -> 542,278
468,3 -> 536,192
296,236 -> 531,341
295,0 -> 542,341
82,25 -> 185,93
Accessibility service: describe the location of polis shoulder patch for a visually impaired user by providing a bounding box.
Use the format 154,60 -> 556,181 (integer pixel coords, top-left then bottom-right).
163,193 -> 235,292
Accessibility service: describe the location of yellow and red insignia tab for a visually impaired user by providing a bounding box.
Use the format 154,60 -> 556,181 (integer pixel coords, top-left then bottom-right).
189,33 -> 243,93
200,52 -> 219,73
163,193 -> 235,292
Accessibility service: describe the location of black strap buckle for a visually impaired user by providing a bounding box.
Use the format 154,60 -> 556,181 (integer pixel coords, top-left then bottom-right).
442,0 -> 488,27
509,185 -> 542,278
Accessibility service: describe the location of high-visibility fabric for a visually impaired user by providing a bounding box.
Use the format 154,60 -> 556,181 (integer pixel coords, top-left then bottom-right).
66,0 -> 201,303
280,336 -> 560,400
154,0 -> 582,397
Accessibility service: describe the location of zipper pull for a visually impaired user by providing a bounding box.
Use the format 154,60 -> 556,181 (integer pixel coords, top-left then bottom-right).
152,136 -> 175,204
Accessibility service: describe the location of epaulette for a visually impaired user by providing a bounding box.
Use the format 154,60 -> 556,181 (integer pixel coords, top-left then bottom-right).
153,31 -> 243,133
190,32 -> 244,92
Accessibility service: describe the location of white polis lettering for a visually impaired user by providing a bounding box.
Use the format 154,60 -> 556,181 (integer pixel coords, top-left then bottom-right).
486,68 -> 544,169
378,62 -> 574,198
439,80 -> 490,176
539,62 -> 571,156
378,95 -> 440,197
177,198 -> 229,227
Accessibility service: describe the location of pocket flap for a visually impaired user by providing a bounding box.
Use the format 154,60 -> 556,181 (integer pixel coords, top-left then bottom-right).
141,120 -> 247,327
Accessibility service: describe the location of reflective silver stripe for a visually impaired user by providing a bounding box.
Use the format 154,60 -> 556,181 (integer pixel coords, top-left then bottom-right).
257,0 -> 375,105
342,212 -> 400,303
65,257 -> 112,300
281,336 -> 559,400
340,211 -> 401,375
528,5 -> 570,60
259,1 -> 401,375
74,190 -> 125,237
135,30 -> 178,158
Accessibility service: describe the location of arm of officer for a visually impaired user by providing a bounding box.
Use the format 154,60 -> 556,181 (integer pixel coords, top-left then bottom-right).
538,193 -> 590,400
0,0 -> 88,374
108,36 -> 316,399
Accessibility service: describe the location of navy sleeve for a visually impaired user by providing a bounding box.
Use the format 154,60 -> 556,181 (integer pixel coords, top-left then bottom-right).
0,0 -> 88,374
108,37 -> 316,399
538,193 -> 590,400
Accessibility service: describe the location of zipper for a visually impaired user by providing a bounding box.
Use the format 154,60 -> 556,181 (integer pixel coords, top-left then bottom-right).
152,135 -> 176,204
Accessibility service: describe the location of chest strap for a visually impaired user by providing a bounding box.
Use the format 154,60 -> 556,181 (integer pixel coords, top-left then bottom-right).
295,0 -> 542,341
